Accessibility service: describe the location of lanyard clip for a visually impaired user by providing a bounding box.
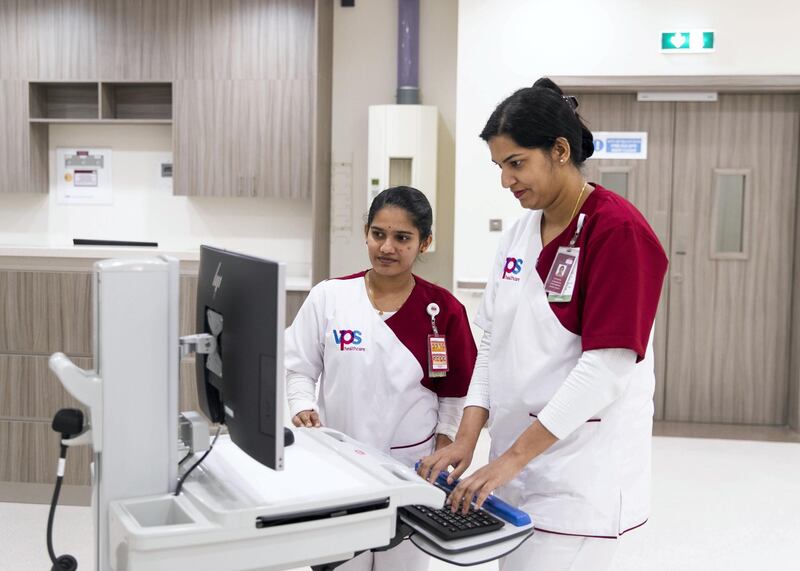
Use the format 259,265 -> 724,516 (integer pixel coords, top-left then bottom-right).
568,213 -> 587,248
427,303 -> 440,335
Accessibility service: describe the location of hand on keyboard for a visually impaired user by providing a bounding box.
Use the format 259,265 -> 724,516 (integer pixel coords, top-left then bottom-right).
401,503 -> 505,540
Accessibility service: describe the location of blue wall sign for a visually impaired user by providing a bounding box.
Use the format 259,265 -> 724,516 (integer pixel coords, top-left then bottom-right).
590,132 -> 648,160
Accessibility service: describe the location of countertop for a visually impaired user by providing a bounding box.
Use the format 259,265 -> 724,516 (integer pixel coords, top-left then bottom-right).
0,245 -> 312,291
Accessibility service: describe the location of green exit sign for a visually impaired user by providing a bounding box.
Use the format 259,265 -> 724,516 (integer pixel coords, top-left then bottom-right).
661,30 -> 715,53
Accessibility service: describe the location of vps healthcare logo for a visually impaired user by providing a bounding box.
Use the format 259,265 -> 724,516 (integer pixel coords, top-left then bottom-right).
332,329 -> 365,351
502,257 -> 523,281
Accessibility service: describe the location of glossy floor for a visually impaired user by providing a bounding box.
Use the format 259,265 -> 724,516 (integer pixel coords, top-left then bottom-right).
2,434 -> 799,571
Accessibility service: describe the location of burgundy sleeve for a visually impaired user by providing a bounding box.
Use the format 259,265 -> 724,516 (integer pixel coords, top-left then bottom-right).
426,302 -> 477,398
580,223 -> 668,361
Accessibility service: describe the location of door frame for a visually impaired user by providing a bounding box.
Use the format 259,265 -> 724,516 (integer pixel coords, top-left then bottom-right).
551,76 -> 800,431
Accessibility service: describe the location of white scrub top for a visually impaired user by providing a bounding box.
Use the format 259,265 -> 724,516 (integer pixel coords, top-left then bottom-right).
285,272 -> 476,466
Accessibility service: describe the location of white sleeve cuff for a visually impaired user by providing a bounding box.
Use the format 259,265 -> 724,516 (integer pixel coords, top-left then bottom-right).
437,397 -> 466,441
286,369 -> 319,419
463,330 -> 491,410
537,348 -> 637,440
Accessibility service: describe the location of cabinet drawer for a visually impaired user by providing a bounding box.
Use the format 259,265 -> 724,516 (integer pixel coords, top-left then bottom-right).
0,271 -> 93,355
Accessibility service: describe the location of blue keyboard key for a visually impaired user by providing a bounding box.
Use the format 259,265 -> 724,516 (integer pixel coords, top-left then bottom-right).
415,463 -> 531,527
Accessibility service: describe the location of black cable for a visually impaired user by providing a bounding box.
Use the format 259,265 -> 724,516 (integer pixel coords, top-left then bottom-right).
174,425 -> 222,496
47,444 -> 78,571
178,450 -> 193,466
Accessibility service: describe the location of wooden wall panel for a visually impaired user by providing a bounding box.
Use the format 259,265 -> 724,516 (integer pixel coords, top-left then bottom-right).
29,0 -> 99,81
174,0 -> 315,80
0,420 -> 92,485
0,354 -> 91,420
97,0 -> 178,80
227,0 -> 315,80
0,1 -> 19,79
0,271 -> 93,355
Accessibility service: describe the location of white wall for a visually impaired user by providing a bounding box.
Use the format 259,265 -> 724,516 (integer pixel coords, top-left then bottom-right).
329,0 -> 458,287
454,0 -> 800,284
0,124 -> 312,276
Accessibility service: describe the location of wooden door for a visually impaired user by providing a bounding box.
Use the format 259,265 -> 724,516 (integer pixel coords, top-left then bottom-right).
665,94 -> 799,424
579,94 -> 675,419
0,80 -> 35,194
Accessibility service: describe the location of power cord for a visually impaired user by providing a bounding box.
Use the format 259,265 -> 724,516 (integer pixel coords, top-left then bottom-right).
174,425 -> 222,496
47,409 -> 84,571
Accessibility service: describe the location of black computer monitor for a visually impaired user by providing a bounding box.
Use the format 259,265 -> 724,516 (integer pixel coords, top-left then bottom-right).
195,245 -> 291,470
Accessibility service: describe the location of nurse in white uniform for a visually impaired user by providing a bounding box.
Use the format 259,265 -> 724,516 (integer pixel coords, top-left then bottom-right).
419,78 -> 669,570
285,186 -> 477,571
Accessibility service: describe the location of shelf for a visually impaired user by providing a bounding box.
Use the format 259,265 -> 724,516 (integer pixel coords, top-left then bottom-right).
28,81 -> 173,122
29,118 -> 172,125
101,83 -> 172,121
29,82 -> 99,120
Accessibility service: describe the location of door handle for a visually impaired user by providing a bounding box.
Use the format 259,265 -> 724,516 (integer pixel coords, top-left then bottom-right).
672,212 -> 690,257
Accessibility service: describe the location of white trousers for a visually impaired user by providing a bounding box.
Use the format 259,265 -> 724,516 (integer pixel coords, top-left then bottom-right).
499,531 -> 618,571
333,538 -> 428,571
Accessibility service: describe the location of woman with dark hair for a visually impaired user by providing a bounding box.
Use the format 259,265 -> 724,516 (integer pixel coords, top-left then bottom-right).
285,186 -> 477,571
419,79 -> 668,569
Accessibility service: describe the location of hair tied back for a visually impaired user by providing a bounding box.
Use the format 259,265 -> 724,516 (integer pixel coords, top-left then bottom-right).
562,95 -> 579,111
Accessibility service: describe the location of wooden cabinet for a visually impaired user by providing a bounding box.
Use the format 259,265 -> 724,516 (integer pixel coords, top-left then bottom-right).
0,80 -> 47,194
0,270 -> 93,488
0,0 -> 326,200
173,79 -> 313,198
28,81 -> 172,123
0,81 -> 34,193
0,270 -> 93,355
0,263 -> 308,493
160,0 -> 320,198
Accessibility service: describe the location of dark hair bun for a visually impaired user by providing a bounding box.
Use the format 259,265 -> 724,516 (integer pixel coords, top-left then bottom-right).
480,77 -> 595,166
532,77 -> 564,95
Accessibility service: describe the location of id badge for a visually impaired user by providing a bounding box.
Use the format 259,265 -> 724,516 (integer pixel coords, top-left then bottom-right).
544,247 -> 580,303
428,335 -> 449,378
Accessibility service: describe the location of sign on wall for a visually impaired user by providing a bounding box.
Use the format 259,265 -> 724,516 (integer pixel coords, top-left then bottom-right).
57,148 -> 113,204
661,30 -> 715,53
590,132 -> 648,160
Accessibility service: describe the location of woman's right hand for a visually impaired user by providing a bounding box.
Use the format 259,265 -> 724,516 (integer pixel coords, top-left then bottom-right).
417,440 -> 475,485
292,409 -> 321,428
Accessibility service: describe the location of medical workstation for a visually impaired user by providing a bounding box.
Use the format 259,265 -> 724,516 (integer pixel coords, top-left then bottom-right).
3,1 -> 800,571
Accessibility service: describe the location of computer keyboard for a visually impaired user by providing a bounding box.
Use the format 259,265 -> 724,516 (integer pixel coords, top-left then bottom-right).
401,503 -> 505,540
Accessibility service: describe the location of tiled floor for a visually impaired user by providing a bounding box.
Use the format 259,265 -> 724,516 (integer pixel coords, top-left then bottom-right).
3,434 -> 800,571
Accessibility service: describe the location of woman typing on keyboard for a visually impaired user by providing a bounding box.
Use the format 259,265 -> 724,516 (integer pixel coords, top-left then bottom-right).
418,79 -> 668,570
285,186 -> 477,571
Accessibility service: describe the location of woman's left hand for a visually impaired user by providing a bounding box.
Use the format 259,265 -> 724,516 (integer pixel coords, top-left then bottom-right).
446,452 -> 526,515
